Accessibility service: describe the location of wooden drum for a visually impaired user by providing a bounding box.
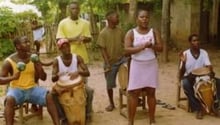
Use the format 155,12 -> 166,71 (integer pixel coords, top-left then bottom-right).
192,67 -> 215,113
54,75 -> 86,125
118,63 -> 129,90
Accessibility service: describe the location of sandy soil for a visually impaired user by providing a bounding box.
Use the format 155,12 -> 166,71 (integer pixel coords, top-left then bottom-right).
0,45 -> 220,125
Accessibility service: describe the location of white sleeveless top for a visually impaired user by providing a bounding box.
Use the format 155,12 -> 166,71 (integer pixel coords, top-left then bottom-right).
181,49 -> 211,76
132,28 -> 156,61
57,54 -> 78,75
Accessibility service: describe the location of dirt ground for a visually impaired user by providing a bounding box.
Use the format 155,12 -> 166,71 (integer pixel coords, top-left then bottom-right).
0,45 -> 220,125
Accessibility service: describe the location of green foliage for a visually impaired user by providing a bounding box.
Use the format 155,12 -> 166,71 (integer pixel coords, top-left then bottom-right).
0,39 -> 15,59
0,7 -> 38,59
16,10 -> 38,21
88,40 -> 102,61
81,0 -> 122,17
152,0 -> 162,16
203,0 -> 213,11
11,0 -> 34,4
0,7 -> 18,37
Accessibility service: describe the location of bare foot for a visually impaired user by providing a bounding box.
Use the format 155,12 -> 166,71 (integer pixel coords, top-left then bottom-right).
105,105 -> 115,112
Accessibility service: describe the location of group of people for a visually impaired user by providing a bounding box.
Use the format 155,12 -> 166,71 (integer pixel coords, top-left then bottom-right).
98,9 -> 163,125
0,1 -> 220,125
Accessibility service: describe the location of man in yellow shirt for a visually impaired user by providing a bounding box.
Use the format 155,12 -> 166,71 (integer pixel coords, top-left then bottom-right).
0,36 -> 60,125
56,1 -> 94,122
56,1 -> 91,64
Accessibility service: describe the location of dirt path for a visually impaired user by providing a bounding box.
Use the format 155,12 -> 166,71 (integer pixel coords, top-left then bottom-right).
0,48 -> 220,125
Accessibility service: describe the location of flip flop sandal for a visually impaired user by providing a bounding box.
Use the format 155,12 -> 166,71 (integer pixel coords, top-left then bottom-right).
156,99 -> 166,105
162,104 -> 176,110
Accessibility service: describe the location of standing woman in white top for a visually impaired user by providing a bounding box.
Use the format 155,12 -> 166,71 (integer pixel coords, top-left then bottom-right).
124,9 -> 163,125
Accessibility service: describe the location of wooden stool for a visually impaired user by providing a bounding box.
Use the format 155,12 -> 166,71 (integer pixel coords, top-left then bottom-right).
16,103 -> 43,123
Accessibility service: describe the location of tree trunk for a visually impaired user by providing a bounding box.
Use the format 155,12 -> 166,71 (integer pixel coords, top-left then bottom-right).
161,0 -> 170,63
210,0 -> 219,43
58,1 -> 68,23
88,2 -> 98,41
129,0 -> 137,24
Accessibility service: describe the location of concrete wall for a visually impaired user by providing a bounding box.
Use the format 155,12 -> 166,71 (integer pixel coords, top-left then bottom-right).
170,0 -> 200,49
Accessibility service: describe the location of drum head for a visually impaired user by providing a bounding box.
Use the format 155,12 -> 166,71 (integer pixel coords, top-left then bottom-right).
57,75 -> 82,87
191,67 -> 210,76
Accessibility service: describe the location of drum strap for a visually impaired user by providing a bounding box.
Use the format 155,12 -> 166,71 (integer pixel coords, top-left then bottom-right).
193,76 -> 216,113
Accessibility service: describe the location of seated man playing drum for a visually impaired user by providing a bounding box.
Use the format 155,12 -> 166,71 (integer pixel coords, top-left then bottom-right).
52,38 -> 90,125
179,33 -> 220,119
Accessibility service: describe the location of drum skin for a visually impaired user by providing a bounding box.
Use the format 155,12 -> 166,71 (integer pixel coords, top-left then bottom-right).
191,67 -> 210,76
118,63 -> 128,90
53,75 -> 86,125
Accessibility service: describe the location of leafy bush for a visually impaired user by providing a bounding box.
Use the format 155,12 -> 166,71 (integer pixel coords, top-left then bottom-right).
0,39 -> 15,59
0,7 -> 38,60
0,7 -> 18,38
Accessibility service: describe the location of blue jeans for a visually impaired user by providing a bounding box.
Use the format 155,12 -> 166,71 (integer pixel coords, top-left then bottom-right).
7,86 -> 48,106
182,77 -> 220,112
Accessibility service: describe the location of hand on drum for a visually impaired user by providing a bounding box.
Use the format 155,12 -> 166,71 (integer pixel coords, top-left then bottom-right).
68,72 -> 79,80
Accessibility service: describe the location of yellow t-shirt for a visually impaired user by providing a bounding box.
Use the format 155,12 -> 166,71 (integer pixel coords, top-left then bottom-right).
56,17 -> 91,64
7,58 -> 36,89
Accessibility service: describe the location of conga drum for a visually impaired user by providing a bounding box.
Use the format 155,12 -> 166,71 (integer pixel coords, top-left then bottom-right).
118,63 -> 128,90
192,67 -> 215,113
54,75 -> 86,125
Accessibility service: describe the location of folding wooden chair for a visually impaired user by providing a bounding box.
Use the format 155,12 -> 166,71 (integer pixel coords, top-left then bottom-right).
118,62 -> 147,118
176,80 -> 191,112
176,60 -> 191,112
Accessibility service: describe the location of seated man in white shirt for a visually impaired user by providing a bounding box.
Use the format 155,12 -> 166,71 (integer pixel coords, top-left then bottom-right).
179,33 -> 220,119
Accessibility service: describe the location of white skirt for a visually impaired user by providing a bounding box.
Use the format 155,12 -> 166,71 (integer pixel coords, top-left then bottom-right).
127,58 -> 159,91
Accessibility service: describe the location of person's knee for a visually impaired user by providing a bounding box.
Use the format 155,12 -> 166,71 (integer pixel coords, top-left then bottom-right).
182,78 -> 192,90
45,92 -> 54,104
145,88 -> 155,97
5,96 -> 16,107
128,90 -> 140,99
